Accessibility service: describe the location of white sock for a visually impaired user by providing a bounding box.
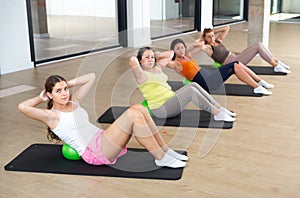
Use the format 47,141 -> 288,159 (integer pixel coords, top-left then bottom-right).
258,80 -> 274,89
166,148 -> 188,161
214,111 -> 236,122
220,107 -> 237,117
155,153 -> 186,168
278,61 -> 291,69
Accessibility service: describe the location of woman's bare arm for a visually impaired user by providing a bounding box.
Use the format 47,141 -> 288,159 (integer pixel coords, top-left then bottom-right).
68,73 -> 96,103
214,25 -> 230,42
18,91 -> 55,125
129,56 -> 147,84
155,50 -> 174,68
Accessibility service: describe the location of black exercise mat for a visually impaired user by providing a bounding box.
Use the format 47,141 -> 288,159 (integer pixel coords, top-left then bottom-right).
4,144 -> 186,180
201,65 -> 287,75
97,106 -> 233,129
168,81 -> 263,97
248,66 -> 287,75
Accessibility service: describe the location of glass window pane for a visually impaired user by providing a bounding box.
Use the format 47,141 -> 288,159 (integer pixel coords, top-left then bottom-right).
213,0 -> 243,26
150,0 -> 195,38
30,0 -> 118,62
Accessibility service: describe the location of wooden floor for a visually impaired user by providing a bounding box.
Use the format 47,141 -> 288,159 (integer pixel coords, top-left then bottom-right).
1,21 -> 300,197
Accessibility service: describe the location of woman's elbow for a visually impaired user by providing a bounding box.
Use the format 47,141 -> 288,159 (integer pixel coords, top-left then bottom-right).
89,73 -> 96,80
17,103 -> 26,113
87,73 -> 96,83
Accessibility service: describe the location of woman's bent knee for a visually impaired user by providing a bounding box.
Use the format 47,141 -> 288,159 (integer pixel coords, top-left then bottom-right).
127,106 -> 145,123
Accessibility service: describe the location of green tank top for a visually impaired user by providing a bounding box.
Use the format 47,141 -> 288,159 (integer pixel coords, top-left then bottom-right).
138,66 -> 175,109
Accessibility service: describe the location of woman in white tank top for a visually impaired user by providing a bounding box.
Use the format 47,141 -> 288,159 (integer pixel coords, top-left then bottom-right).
18,73 -> 188,168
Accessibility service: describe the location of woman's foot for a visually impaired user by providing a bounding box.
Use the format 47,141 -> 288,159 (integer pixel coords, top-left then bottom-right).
166,148 -> 188,161
274,64 -> 291,74
220,107 -> 237,117
278,61 -> 291,70
155,153 -> 186,168
254,86 -> 272,95
214,111 -> 236,122
258,80 -> 274,89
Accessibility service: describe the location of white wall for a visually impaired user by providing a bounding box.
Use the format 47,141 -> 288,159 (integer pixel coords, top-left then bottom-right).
201,0 -> 213,30
0,0 -> 34,74
46,0 -> 116,17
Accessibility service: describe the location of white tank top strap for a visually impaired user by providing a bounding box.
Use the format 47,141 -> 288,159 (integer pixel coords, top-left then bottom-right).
69,100 -> 79,105
51,109 -> 62,119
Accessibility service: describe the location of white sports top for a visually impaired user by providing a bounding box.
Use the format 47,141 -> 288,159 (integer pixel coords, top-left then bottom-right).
52,101 -> 99,155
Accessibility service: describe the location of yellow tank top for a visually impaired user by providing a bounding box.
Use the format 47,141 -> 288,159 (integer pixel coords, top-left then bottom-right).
138,67 -> 175,109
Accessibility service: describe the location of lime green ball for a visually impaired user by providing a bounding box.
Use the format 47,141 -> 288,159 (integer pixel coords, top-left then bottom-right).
141,100 -> 153,115
62,144 -> 81,160
212,61 -> 222,68
182,78 -> 192,85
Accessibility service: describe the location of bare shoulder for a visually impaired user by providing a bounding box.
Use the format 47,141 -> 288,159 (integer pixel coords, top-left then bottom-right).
45,109 -> 61,130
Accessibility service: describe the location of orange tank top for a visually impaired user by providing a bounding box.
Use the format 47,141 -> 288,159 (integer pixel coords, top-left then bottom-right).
178,59 -> 201,80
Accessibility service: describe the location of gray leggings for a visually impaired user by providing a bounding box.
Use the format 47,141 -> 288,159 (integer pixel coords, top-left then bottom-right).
151,82 -> 218,118
225,42 -> 273,65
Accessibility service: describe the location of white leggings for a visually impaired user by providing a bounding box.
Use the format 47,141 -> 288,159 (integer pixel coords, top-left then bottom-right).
225,41 -> 273,65
151,82 -> 218,118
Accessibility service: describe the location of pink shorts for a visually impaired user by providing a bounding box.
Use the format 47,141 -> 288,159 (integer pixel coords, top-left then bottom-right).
81,130 -> 127,165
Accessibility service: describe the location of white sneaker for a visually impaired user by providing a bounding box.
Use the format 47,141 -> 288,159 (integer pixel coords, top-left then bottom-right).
254,86 -> 272,95
214,111 -> 236,122
155,153 -> 186,168
274,65 -> 291,74
220,107 -> 237,117
258,80 -> 274,89
278,61 -> 291,70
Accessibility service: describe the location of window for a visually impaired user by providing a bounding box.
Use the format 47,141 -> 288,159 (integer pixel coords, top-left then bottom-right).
28,0 -> 119,63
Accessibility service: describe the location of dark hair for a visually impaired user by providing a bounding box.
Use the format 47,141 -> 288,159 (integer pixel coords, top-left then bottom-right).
202,28 -> 214,44
170,39 -> 187,60
136,47 -> 156,65
44,75 -> 67,142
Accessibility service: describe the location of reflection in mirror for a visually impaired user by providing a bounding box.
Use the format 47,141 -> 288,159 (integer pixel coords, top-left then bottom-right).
213,0 -> 243,26
150,0 -> 195,38
30,0 -> 119,62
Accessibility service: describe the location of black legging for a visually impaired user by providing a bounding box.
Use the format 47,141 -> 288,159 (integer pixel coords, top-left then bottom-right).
192,61 -> 237,92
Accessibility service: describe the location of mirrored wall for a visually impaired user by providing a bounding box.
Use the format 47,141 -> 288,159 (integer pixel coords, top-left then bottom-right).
29,0 -> 119,63
150,0 -> 196,38
28,0 -> 248,63
213,0 -> 244,26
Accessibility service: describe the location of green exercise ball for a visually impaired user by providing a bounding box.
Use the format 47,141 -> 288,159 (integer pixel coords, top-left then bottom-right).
62,143 -> 81,160
141,100 -> 153,115
182,78 -> 192,85
212,61 -> 222,68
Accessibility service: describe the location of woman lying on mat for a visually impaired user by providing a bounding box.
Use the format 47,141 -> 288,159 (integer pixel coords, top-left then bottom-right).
18,73 -> 188,168
129,46 -> 236,122
197,25 -> 291,74
167,38 -> 274,95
